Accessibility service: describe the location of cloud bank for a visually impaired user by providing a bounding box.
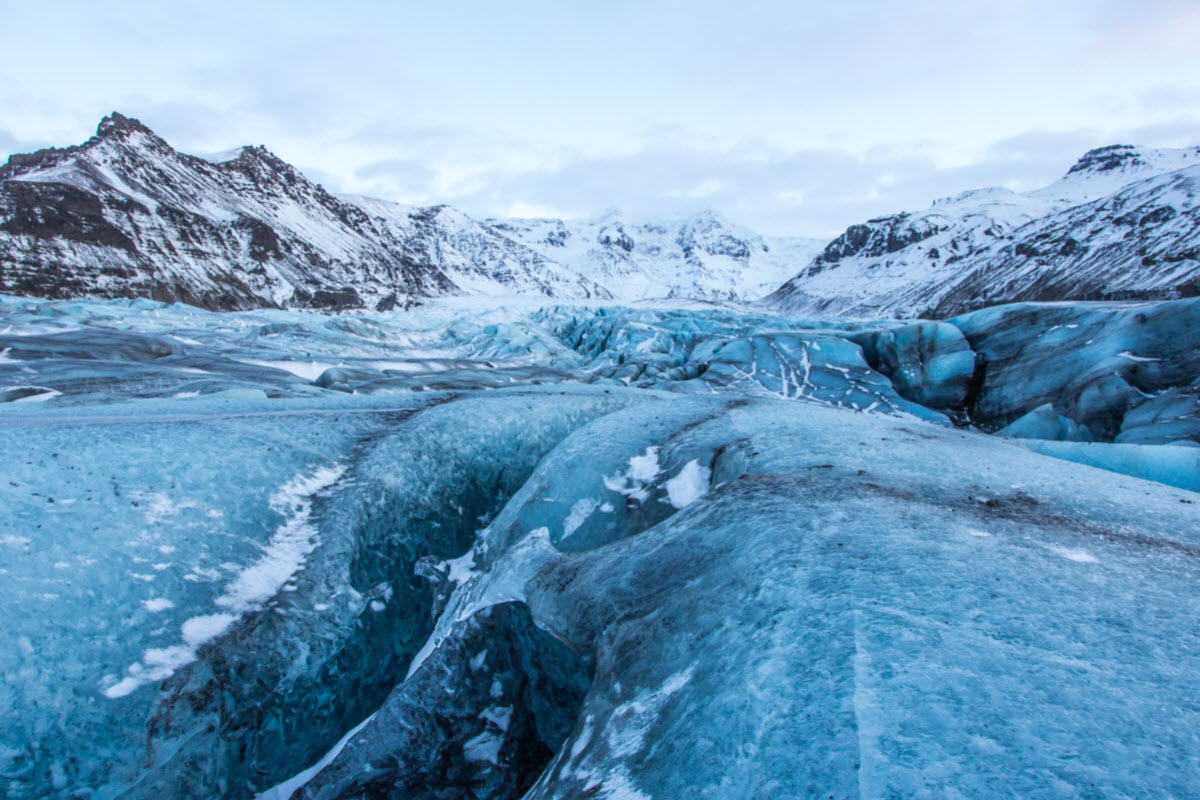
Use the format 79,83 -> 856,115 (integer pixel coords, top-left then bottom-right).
2,0 -> 1197,236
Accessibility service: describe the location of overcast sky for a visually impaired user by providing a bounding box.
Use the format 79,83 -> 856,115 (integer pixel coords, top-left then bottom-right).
2,0 -> 1198,237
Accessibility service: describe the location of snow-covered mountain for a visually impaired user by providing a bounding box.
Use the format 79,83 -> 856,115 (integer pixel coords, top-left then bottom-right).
767,144 -> 1200,318
489,210 -> 824,301
0,113 -> 616,311
9,115 -> 1195,316
0,113 -> 820,311
342,196 -> 610,301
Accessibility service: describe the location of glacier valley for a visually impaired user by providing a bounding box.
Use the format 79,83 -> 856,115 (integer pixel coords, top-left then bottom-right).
2,292 -> 1199,799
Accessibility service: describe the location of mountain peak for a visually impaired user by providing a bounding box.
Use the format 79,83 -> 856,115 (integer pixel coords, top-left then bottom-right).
1066,144 -> 1144,176
217,144 -> 322,195
96,112 -> 157,141
684,208 -> 731,230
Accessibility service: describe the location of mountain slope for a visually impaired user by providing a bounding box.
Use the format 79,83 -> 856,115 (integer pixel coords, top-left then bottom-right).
0,114 -> 610,311
489,210 -> 825,301
767,144 -> 1200,318
346,197 -> 610,301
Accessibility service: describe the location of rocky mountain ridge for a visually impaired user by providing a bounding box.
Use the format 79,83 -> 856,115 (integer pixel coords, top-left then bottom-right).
768,143 -> 1200,317
5,116 -> 1198,317
0,114 -> 812,310
2,113 -> 457,310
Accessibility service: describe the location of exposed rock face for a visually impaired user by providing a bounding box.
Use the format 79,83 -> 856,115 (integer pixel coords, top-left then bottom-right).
768,144 -> 1200,318
1066,144 -> 1145,175
813,214 -> 950,271
0,113 -> 610,311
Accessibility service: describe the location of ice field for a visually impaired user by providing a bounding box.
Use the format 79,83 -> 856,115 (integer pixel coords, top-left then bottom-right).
2,294 -> 1199,799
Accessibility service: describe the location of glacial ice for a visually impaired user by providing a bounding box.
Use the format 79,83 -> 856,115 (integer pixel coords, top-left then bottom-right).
309,397 -> 1200,800
953,298 -> 1200,440
849,321 -> 976,412
2,293 -> 1200,799
1016,439 -> 1200,492
997,403 -> 1094,442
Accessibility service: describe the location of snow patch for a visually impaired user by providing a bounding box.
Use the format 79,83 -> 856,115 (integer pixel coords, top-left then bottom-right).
242,359 -> 344,381
664,460 -> 711,509
142,598 -> 175,613
1049,545 -> 1100,564
215,465 -> 344,612
181,614 -> 236,646
480,705 -> 513,732
463,730 -> 504,764
5,386 -> 62,403
563,497 -> 599,538
604,446 -> 661,503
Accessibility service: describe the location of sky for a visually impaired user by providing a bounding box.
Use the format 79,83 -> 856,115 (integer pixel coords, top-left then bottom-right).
2,0 -> 1199,238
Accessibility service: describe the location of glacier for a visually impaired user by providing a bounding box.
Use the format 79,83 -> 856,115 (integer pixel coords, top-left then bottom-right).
2,293 -> 1200,799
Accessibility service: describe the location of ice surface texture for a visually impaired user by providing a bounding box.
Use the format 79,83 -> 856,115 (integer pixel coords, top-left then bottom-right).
2,293 -> 1200,799
307,397 -> 1200,799
954,299 -> 1200,441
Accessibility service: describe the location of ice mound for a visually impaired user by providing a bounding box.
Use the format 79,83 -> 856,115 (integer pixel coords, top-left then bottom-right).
298,396 -> 1200,800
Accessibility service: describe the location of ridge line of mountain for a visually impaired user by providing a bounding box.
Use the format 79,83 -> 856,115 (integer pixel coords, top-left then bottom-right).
2,112 -> 1198,316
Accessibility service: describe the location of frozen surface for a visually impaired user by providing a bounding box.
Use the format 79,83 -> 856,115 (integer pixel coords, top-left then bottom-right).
2,293 -> 1200,799
318,398 -> 1200,800
997,403 -> 1094,442
1017,439 -> 1200,492
954,298 -> 1200,443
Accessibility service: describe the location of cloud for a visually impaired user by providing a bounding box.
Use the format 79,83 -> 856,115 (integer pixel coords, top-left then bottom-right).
354,158 -> 438,187
0,128 -> 54,162
328,117 -> 1198,238
356,142 -> 920,236
2,1 -> 1198,238
5,96 -> 1196,241
0,130 -> 23,158
1085,0 -> 1200,55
